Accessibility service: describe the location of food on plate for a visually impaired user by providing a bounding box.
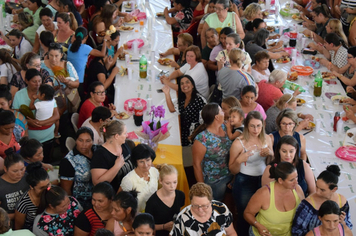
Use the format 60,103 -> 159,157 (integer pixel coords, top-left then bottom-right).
118,52 -> 129,60
115,112 -> 130,120
268,41 -> 277,46
266,26 -> 275,33
118,26 -> 134,31
262,10 -> 269,17
156,12 -> 164,16
276,56 -> 291,63
292,14 -> 302,20
311,56 -> 320,62
128,16 -> 138,23
125,2 -> 137,8
158,58 -> 171,66
106,25 -> 116,35
304,122 -> 315,130
322,71 -> 336,80
118,66 -> 128,76
342,116 -> 349,122
296,98 -> 305,106
347,132 -> 354,138
288,71 -> 298,81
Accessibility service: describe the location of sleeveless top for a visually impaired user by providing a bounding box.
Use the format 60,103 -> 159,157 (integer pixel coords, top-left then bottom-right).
296,160 -> 308,197
310,194 -> 342,208
55,34 -> 74,53
114,220 -> 125,236
253,181 -> 301,236
272,131 -> 301,156
205,12 -> 236,34
313,224 -> 344,236
237,138 -> 267,176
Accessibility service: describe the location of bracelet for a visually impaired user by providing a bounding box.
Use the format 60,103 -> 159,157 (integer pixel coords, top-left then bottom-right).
254,220 -> 258,225
162,223 -> 165,230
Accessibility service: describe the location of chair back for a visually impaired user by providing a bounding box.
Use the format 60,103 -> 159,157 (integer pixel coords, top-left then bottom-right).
71,112 -> 79,132
65,137 -> 76,151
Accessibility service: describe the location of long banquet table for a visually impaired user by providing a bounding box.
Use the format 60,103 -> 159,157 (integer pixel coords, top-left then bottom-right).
266,0 -> 356,232
114,0 -> 190,206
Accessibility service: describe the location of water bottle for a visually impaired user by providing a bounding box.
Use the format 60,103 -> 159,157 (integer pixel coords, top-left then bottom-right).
139,55 -> 147,79
313,71 -> 322,97
134,98 -> 143,126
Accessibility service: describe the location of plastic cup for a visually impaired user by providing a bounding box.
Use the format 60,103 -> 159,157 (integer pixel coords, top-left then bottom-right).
279,26 -> 284,35
139,20 -> 144,26
291,49 -> 297,58
127,68 -> 133,80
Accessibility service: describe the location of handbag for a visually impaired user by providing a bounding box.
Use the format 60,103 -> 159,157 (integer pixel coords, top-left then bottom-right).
65,83 -> 81,113
49,75 -> 67,116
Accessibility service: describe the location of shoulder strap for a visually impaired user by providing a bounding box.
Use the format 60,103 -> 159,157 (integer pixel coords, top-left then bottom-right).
338,194 -> 342,207
310,196 -> 316,208
237,137 -> 247,151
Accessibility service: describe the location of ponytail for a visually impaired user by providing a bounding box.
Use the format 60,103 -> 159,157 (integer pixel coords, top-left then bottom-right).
57,12 -> 78,31
189,123 -> 208,142
37,185 -> 67,214
70,27 -> 88,53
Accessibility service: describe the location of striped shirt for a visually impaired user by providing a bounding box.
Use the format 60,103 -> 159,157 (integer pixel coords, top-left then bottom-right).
75,208 -> 106,236
16,191 -> 38,231
340,0 -> 356,24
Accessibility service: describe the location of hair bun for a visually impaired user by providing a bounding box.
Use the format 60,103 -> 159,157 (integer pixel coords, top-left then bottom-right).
19,136 -> 30,147
129,190 -> 139,199
326,165 -> 340,177
4,147 -> 14,157
26,161 -> 43,173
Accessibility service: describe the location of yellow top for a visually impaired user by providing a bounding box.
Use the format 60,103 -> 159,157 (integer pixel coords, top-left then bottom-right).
252,181 -> 301,236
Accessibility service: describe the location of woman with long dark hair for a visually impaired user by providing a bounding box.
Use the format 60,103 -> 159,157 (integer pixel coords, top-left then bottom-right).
0,29 -> 33,61
163,75 -> 206,146
0,49 -> 21,85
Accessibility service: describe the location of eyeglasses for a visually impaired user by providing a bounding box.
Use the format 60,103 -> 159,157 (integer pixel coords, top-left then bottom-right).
191,204 -> 211,210
96,31 -> 106,37
93,91 -> 106,95
281,122 -> 295,126
214,7 -> 225,11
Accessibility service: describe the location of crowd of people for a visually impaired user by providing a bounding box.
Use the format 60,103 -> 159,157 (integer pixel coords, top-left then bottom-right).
0,0 -> 355,234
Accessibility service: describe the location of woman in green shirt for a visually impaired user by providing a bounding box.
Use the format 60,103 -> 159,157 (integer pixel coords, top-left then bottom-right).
23,0 -> 44,26
17,12 -> 38,45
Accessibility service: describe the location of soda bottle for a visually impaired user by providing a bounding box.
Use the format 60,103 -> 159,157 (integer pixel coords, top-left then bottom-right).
134,98 -> 143,126
139,55 -> 147,79
282,80 -> 306,92
314,71 -> 322,97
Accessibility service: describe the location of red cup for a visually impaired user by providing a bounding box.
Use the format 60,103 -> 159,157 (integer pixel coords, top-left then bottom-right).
290,31 -> 298,39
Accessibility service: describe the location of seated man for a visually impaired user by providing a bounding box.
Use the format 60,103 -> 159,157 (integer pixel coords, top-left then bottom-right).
251,51 -> 270,83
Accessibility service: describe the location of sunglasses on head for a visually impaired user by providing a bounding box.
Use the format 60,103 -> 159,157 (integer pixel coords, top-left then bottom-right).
96,31 -> 106,37
49,42 -> 62,49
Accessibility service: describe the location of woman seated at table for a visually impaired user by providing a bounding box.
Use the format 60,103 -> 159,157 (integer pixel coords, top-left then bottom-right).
54,12 -> 77,53
19,137 -> 53,170
0,49 -> 21,85
292,165 -> 353,236
91,120 -> 133,192
240,3 -> 263,26
190,103 -> 233,201
244,162 -> 305,236
262,135 -> 315,197
244,18 -> 266,45
240,85 -> 266,120
201,0 -> 245,48
159,33 -> 193,69
33,185 -> 83,236
245,28 -> 289,64
164,0 -> 193,33
145,164 -> 185,236
82,106 -> 112,145
302,5 -> 331,43
17,12 -> 38,45
265,94 -> 314,134
229,111 -> 273,235
160,45 -> 209,99
120,144 -> 159,213
59,127 -> 98,209
217,48 -> 255,100
331,46 -> 356,89
14,162 -> 49,230
269,108 -> 308,161
251,51 -> 271,83
221,96 -> 242,121
0,29 -> 33,62
75,182 -> 115,236
13,69 -> 60,163
170,182 -> 237,236
10,52 -> 51,99
306,200 -> 353,236
106,190 -> 138,235
163,75 -> 206,146
216,33 -> 252,72
85,47 -> 120,104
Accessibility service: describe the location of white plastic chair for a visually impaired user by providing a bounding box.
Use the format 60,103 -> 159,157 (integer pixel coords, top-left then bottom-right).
71,113 -> 79,132
65,137 -> 76,151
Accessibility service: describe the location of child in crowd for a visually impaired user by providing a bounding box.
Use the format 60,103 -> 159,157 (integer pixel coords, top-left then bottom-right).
226,106 -> 244,140
29,84 -> 59,138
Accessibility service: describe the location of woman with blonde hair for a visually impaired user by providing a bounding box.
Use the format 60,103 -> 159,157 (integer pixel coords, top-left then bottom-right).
91,120 -> 134,192
309,18 -> 348,47
221,96 -> 242,120
242,3 -> 263,26
145,164 -> 185,236
54,12 -> 77,53
265,94 -> 313,134
229,111 -> 273,235
17,12 -> 38,44
217,48 -> 255,100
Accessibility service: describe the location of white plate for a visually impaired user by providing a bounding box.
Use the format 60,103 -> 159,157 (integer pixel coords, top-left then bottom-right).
343,127 -> 356,146
126,21 -> 139,25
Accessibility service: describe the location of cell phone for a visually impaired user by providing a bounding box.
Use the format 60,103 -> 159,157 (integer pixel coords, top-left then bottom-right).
302,48 -> 317,55
157,89 -> 164,93
125,9 -> 132,12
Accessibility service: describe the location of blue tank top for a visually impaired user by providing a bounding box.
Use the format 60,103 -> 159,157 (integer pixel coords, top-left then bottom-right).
272,131 -> 301,156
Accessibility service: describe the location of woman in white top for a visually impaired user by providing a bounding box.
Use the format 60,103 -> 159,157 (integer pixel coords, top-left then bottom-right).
0,29 -> 33,62
229,111 -> 273,236
120,144 -> 159,213
160,45 -> 209,99
0,49 -> 21,85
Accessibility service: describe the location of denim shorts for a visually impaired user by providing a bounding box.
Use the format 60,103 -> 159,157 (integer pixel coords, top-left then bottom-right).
204,175 -> 232,201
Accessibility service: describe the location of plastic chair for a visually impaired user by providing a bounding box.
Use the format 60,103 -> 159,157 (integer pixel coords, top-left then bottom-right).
71,113 -> 79,132
65,137 -> 76,151
173,20 -> 200,46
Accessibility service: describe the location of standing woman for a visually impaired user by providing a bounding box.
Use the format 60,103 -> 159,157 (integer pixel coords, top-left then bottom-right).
14,162 -> 50,230
75,182 -> 115,236
0,149 -> 28,220
190,103 -> 232,201
201,0 -> 245,47
91,120 -> 133,192
163,0 -> 193,33
269,108 -> 308,161
106,191 -> 138,235
239,85 -> 266,120
145,164 -> 185,236
0,49 -> 21,85
17,12 -> 38,45
56,0 -> 83,27
19,137 -> 53,171
229,111 -> 273,236
0,109 -> 22,157
59,127 -> 98,209
23,0 -> 44,26
292,165 -> 353,236
163,75 -> 206,146
221,96 -> 241,121
33,186 -> 83,236
244,162 -> 304,236
55,12 -> 77,53
0,29 -> 33,61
